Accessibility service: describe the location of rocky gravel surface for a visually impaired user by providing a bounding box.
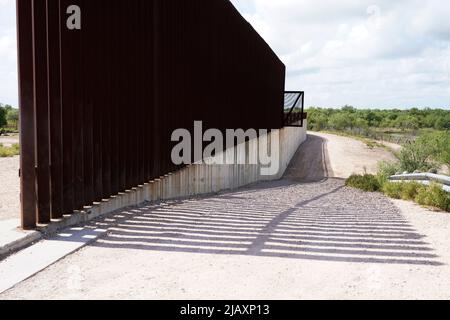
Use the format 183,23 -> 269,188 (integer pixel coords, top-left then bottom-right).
2,178 -> 449,299
0,156 -> 19,221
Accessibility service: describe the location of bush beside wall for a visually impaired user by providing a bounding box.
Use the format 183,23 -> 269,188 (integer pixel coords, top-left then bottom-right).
345,174 -> 381,192
346,174 -> 450,212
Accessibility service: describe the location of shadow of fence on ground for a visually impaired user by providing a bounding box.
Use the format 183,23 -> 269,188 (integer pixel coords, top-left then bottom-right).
85,179 -> 442,266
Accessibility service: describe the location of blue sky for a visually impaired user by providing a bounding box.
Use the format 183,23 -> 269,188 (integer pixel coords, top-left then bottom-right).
1,0 -> 449,109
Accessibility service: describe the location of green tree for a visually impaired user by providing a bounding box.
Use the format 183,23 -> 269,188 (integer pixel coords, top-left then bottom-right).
426,131 -> 450,170
312,114 -> 328,131
0,105 -> 7,130
365,111 -> 382,127
355,118 -> 369,129
434,117 -> 450,130
394,115 -> 419,131
305,106 -> 450,133
6,108 -> 19,130
329,113 -> 353,130
341,105 -> 356,113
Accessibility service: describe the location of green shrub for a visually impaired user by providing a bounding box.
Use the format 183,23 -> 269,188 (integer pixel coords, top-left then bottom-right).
415,183 -> 450,212
346,174 -> 381,192
400,182 -> 422,200
382,181 -> 424,201
397,139 -> 438,173
0,143 -> 20,157
381,181 -> 449,212
382,182 -> 403,199
377,161 -> 400,185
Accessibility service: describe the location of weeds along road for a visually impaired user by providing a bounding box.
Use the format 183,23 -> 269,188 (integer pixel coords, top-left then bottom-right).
1,133 -> 450,300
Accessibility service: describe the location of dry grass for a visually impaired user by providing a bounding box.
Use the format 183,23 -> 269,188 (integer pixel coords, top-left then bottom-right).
0,143 -> 20,157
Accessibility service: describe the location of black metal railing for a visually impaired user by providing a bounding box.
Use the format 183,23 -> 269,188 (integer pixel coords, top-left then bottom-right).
283,91 -> 305,127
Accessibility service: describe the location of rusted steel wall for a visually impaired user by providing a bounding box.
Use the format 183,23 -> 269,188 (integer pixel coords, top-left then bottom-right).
16,0 -> 286,229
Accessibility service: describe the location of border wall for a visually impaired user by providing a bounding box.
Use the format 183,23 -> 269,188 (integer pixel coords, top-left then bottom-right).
16,0 -> 286,229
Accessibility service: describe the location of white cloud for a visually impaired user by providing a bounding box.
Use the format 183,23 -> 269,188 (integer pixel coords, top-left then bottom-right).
232,0 -> 450,108
1,1 -> 449,109
0,0 -> 18,106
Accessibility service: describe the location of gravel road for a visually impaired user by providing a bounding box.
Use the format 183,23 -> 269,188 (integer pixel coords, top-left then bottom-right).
1,133 -> 450,300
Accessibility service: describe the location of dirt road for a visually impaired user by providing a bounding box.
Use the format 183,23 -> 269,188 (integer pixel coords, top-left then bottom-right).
1,133 -> 450,300
284,132 -> 397,181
